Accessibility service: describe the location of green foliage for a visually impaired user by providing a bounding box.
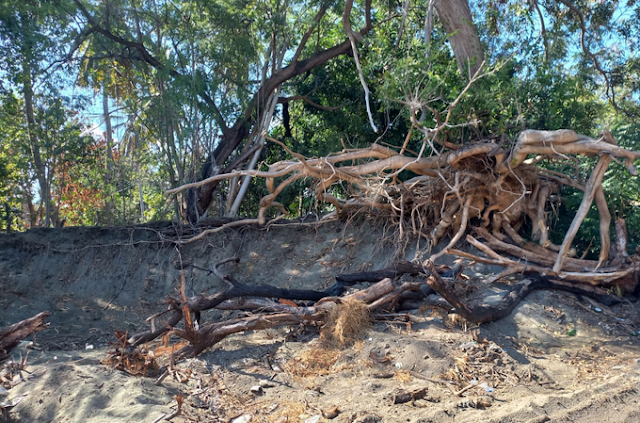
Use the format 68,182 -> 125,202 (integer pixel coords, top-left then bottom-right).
0,91 -> 31,231
0,0 -> 639,237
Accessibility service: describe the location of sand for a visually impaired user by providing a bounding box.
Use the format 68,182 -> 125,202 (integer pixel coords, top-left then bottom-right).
1,220 -> 640,422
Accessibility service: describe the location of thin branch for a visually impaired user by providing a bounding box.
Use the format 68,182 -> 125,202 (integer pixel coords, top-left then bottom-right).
557,0 -> 616,108
396,0 -> 411,49
531,0 -> 549,62
424,0 -> 436,58
343,0 -> 378,133
291,4 -> 328,64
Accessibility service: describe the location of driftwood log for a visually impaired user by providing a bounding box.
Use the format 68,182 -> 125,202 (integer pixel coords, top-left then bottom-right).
0,312 -> 49,362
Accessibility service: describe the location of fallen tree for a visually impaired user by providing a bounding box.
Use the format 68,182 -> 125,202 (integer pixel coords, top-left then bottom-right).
167,129 -> 640,291
111,128 -> 640,363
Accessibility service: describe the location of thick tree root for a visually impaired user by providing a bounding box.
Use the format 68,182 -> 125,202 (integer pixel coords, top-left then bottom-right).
422,261 -> 625,324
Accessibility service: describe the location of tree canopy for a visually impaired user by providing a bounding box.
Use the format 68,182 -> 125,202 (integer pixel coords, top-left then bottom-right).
0,0 -> 639,252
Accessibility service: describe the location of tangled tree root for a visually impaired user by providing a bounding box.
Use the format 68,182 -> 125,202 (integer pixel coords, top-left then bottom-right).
120,128 -> 640,362
169,128 -> 640,290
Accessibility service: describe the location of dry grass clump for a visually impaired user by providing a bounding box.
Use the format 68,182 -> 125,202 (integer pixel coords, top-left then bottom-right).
266,401 -> 307,422
285,299 -> 370,379
393,369 -> 414,383
284,345 -> 342,378
101,330 -> 161,376
320,298 -> 371,347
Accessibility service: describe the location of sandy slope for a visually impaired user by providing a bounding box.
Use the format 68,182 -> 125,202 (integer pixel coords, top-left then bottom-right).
2,221 -> 640,422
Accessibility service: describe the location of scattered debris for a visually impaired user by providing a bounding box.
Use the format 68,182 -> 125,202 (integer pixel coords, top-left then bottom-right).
101,331 -> 160,376
391,387 -> 429,404
455,395 -> 494,409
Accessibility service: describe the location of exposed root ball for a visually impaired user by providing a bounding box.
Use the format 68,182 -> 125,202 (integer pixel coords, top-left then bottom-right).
321,298 -> 371,347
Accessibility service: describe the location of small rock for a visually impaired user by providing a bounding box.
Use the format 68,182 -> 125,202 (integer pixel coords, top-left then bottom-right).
322,406 -> 340,419
250,385 -> 264,395
231,414 -> 252,423
351,413 -> 382,423
304,415 -> 321,423
259,380 -> 276,388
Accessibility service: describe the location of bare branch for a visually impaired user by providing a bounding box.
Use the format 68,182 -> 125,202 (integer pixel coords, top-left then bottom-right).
553,153 -> 612,272
396,0 -> 411,49
343,0 -> 378,133
531,0 -> 549,62
291,4 -> 328,64
557,0 -> 616,107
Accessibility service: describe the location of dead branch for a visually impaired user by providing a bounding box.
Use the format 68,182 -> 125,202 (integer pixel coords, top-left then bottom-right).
171,278 -> 398,359
130,261 -> 457,347
553,153 -> 612,272
422,261 -> 625,324
0,312 -> 50,362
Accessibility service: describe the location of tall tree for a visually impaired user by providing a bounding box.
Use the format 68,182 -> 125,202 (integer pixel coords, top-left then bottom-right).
0,0 -> 78,227
69,0 -> 376,223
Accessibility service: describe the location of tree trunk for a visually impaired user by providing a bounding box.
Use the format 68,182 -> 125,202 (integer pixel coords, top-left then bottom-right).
22,48 -> 50,227
434,0 -> 484,76
187,18 -> 375,222
103,83 -> 114,180
102,82 -> 115,224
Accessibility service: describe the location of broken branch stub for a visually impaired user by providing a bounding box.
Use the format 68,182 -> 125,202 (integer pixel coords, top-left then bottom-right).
0,312 -> 50,362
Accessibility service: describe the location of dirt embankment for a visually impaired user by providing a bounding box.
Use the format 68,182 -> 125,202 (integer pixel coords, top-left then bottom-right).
1,221 -> 640,423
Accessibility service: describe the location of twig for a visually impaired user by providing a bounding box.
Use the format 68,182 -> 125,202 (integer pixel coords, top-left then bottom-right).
454,378 -> 484,397
557,0 -> 616,107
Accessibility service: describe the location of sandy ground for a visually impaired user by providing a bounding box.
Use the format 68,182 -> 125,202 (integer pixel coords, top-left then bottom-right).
2,221 -> 640,422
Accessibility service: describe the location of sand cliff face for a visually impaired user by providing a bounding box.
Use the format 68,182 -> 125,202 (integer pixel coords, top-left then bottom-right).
2,221 -> 640,423
0,221 -> 393,347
